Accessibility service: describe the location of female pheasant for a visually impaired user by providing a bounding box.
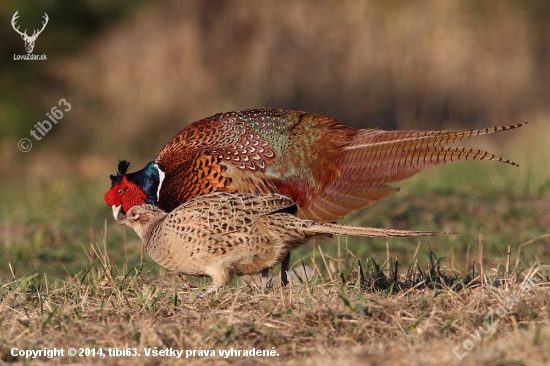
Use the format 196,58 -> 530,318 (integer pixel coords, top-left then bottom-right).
120,192 -> 446,295
104,108 -> 525,281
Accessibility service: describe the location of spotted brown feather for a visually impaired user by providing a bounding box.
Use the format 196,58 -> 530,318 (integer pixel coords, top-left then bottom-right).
121,192 -> 449,296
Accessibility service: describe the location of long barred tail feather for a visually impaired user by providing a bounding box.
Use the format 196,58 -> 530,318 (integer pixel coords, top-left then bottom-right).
341,123 -> 527,185
346,123 -> 526,149
303,123 -> 527,222
304,221 -> 450,238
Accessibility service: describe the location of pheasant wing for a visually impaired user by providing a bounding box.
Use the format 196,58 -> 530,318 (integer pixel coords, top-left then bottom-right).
179,192 -> 295,234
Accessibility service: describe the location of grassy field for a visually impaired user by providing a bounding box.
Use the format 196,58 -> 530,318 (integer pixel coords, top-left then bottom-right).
1,128 -> 550,365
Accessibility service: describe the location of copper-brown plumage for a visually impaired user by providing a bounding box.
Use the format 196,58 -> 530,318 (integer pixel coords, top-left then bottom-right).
150,109 -> 525,222
120,192 -> 447,295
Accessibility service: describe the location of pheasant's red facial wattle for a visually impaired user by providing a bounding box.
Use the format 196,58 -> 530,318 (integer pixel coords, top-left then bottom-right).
103,176 -> 147,216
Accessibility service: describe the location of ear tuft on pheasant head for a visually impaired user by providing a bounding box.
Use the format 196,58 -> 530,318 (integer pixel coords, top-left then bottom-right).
104,160 -> 161,221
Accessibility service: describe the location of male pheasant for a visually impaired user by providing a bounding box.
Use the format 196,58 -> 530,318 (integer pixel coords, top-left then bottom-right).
120,192 -> 446,295
104,108 -> 525,282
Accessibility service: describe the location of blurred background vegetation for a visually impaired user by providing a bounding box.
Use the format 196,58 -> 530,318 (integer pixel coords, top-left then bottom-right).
0,0 -> 549,280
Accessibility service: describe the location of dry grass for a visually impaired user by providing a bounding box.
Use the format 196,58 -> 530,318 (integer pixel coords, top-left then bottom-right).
1,236 -> 550,365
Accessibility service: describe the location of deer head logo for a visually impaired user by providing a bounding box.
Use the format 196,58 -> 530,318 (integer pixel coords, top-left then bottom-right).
11,11 -> 49,54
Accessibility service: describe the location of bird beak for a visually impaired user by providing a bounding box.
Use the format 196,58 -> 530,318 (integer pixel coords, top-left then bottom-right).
112,205 -> 125,222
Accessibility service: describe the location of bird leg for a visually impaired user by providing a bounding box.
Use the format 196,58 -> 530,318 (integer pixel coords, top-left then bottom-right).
199,267 -> 232,298
280,253 -> 291,287
261,268 -> 270,291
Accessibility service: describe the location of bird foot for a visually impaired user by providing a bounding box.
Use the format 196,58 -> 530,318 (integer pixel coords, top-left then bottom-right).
197,285 -> 220,298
